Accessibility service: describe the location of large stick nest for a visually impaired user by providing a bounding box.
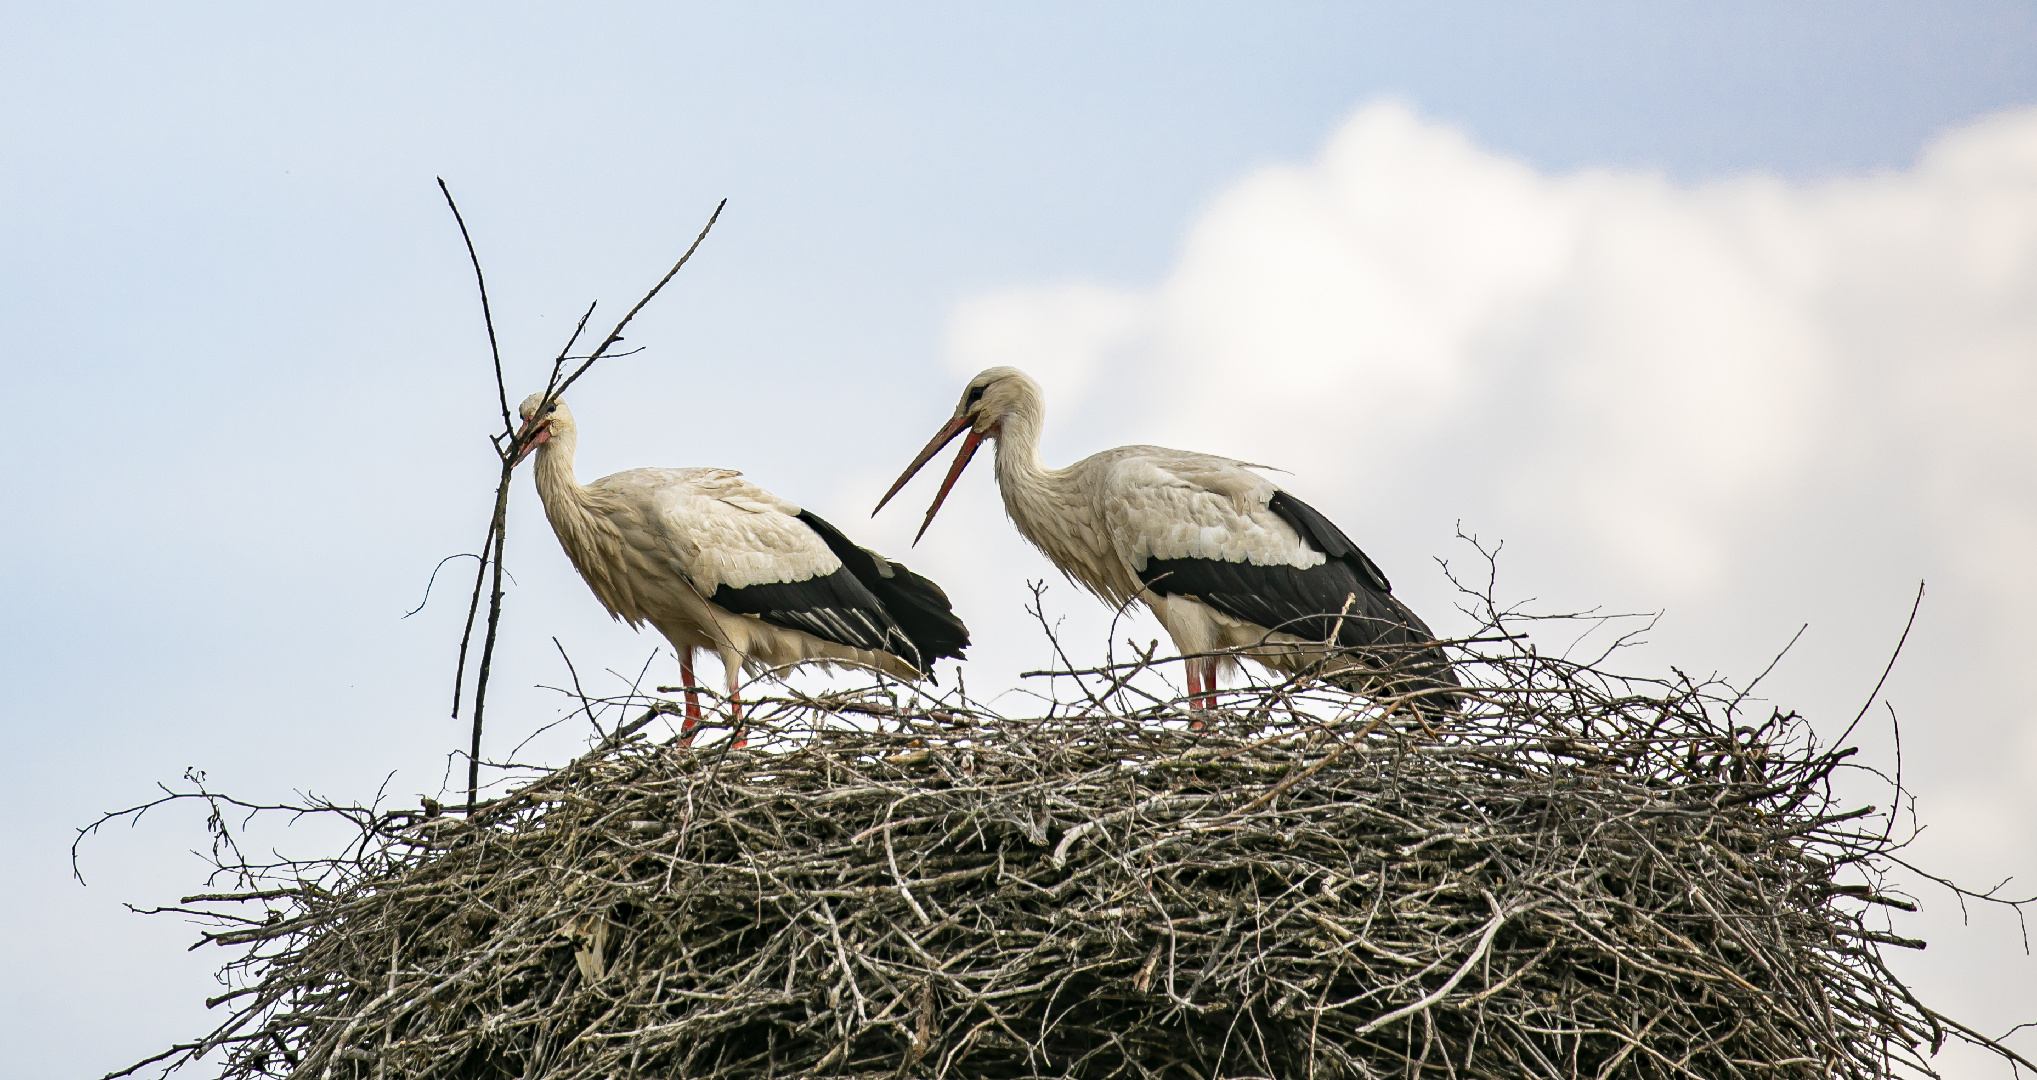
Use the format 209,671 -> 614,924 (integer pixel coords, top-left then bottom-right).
95,607 -> 2032,1079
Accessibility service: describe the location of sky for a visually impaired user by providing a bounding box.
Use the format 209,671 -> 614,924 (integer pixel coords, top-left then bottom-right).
4,3 -> 2037,1076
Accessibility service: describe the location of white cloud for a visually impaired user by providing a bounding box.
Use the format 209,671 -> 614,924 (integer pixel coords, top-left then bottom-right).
944,282 -> 1149,406
944,100 -> 2037,606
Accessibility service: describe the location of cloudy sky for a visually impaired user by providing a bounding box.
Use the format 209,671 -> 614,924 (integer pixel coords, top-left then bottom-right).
5,4 -> 2036,1076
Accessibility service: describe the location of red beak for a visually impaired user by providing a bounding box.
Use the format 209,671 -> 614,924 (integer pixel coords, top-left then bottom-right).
874,413 -> 984,544
510,417 -> 551,466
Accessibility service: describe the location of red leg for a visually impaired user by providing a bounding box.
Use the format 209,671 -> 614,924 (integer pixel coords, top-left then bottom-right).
1186,662 -> 1207,730
730,691 -> 747,749
1195,657 -> 1218,712
677,649 -> 702,745
680,650 -> 703,725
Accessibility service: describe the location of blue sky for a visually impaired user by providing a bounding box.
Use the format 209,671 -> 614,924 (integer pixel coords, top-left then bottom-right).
6,4 -> 2037,1076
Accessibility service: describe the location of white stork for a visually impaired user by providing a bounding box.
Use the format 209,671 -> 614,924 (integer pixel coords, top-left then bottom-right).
874,367 -> 1454,712
515,393 -> 970,742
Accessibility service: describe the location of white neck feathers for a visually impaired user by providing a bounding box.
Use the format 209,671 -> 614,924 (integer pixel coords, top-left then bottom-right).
530,426 -> 641,622
988,396 -> 1130,603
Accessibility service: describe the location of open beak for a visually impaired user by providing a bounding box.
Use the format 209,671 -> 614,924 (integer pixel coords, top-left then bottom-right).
873,413 -> 983,544
510,417 -> 551,466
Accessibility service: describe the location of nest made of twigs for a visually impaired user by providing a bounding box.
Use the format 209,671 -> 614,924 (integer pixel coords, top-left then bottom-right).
98,618 -> 2034,1080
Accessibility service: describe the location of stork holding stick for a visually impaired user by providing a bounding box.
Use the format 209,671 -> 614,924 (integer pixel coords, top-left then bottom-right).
517,393 -> 969,745
875,367 -> 1455,713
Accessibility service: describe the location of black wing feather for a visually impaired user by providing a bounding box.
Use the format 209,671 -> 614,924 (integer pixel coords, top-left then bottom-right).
798,510 -> 971,667
1138,555 -> 1427,650
1138,490 -> 1456,689
1266,490 -> 1393,593
708,565 -> 915,664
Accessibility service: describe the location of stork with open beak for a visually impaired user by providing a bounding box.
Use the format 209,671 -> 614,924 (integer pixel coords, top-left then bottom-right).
875,367 -> 1455,712
516,393 -> 970,744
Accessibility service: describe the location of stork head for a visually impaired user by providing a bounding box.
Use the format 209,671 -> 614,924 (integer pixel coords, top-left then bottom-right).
512,392 -> 575,466
954,366 -> 1042,436
873,367 -> 1042,543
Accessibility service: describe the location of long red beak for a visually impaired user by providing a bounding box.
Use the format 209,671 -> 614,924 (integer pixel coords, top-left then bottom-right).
510,418 -> 551,466
874,414 -> 983,544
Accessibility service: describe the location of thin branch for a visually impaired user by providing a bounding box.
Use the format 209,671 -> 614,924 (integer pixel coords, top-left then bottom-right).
436,178 -> 512,434
466,477 -> 512,811
403,552 -> 482,619
550,198 -> 726,403
1834,579 -> 1924,748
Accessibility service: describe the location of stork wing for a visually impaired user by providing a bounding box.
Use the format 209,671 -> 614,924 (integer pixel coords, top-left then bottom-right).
708,568 -> 922,665
1141,488 -> 1432,646
796,511 -> 970,668
1099,453 -> 1436,652
1098,449 -> 1317,572
622,469 -> 929,664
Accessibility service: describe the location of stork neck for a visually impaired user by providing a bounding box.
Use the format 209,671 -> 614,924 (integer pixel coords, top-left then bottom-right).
991,407 -> 1051,492
991,404 -> 1078,551
986,399 -> 1124,600
530,426 -> 586,511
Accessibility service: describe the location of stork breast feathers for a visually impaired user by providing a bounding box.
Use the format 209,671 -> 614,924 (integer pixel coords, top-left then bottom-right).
1098,451 -> 1326,573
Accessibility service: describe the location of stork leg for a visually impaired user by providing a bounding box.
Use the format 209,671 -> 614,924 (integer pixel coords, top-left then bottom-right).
678,648 -> 703,736
730,692 -> 747,750
1190,656 -> 1221,719
723,656 -> 748,751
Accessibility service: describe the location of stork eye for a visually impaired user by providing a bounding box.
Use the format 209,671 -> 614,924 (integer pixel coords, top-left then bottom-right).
964,386 -> 986,408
